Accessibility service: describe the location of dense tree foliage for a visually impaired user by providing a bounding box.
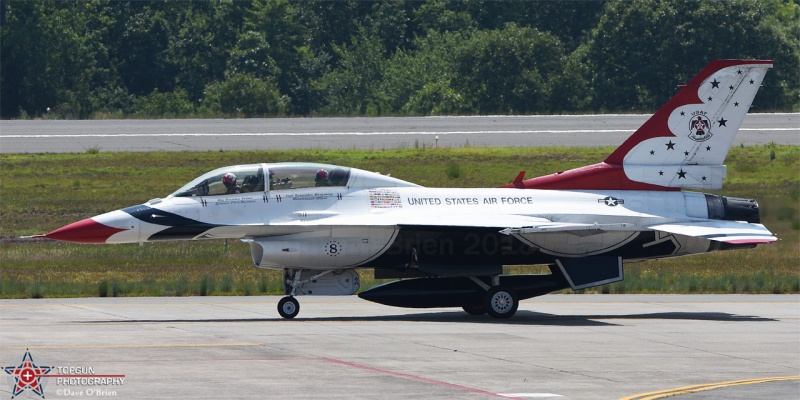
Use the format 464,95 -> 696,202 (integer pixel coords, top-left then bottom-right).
584,0 -> 800,111
1,0 -> 797,119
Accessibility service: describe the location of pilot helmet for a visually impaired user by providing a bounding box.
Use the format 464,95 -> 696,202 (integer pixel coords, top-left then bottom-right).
329,168 -> 346,184
222,172 -> 237,187
315,169 -> 329,182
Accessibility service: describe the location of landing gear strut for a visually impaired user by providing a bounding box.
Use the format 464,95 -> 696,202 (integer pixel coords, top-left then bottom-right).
277,269 -> 308,319
278,268 -> 343,319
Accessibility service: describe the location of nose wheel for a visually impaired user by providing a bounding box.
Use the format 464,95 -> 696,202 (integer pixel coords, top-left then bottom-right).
278,296 -> 300,319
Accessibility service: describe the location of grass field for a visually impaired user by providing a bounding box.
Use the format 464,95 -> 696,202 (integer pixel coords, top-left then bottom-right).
1,145 -> 798,298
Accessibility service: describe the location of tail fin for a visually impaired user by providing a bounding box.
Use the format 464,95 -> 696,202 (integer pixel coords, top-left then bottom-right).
506,60 -> 773,191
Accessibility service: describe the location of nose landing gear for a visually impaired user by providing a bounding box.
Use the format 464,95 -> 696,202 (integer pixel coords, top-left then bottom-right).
276,268 -> 360,319
277,269 -> 307,319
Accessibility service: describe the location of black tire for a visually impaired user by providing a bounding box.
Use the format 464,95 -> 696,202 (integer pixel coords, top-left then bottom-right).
278,296 -> 300,319
462,305 -> 486,315
484,287 -> 518,319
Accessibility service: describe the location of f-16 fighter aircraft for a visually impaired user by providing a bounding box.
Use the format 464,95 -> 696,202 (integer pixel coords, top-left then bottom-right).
43,60 -> 777,319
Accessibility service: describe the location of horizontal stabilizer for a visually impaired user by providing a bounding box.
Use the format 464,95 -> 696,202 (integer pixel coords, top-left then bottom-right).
624,165 -> 727,190
647,221 -> 777,244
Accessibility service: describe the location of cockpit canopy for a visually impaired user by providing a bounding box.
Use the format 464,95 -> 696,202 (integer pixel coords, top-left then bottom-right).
170,162 -> 415,198
171,164 -> 267,197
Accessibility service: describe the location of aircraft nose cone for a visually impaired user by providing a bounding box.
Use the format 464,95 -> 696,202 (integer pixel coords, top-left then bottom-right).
45,218 -> 128,244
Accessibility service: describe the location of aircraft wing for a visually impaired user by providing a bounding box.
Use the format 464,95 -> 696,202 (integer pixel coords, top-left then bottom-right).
271,212 -> 777,244
499,223 -> 635,235
397,214 -> 556,229
271,212 -> 553,229
272,213 -> 639,238
646,221 -> 777,244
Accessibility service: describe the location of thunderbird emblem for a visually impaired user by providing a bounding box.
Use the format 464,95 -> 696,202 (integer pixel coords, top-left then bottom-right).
689,114 -> 713,142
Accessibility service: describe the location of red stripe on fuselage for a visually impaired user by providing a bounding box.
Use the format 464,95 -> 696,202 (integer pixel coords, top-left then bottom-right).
500,162 -> 679,191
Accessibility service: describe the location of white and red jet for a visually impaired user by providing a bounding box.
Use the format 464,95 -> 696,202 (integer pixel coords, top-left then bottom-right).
44,60 -> 777,319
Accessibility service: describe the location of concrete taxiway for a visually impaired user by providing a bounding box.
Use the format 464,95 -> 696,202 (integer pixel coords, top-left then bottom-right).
1,114 -> 797,153
0,294 -> 797,399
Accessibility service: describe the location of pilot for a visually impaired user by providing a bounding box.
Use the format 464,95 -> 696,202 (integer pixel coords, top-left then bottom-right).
269,170 -> 287,190
222,172 -> 240,194
315,169 -> 330,186
329,168 -> 347,186
242,174 -> 261,192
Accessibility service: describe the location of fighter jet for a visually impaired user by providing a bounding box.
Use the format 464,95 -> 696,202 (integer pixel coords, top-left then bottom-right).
43,60 -> 776,319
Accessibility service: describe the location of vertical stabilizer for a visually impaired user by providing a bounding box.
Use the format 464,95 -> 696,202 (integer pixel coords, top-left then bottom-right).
506,60 -> 772,191
607,60 -> 772,189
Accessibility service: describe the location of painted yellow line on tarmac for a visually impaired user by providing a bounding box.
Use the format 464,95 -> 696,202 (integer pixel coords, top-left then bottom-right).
0,343 -> 262,350
620,375 -> 800,400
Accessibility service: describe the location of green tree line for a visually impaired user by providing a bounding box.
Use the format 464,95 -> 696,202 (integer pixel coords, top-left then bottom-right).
2,0 -> 798,119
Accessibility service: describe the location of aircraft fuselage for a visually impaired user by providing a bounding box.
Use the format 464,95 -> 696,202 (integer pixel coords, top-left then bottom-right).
77,185 -> 758,274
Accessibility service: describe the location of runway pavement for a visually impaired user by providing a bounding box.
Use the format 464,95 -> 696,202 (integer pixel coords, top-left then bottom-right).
1,294 -> 797,399
1,114 -> 797,153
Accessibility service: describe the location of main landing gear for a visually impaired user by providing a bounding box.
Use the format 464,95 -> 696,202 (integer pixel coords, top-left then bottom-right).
277,296 -> 300,319
464,276 -> 519,318
485,286 -> 518,318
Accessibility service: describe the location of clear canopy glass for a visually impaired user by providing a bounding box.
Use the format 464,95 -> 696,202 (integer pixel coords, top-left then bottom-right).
170,163 -> 351,197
